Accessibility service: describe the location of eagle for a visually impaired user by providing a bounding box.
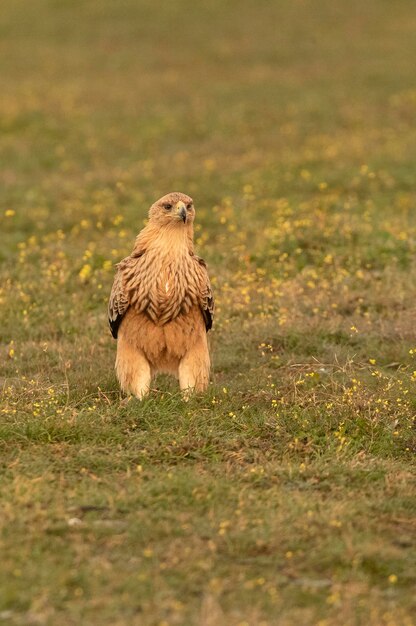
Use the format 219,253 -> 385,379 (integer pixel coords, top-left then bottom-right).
108,192 -> 214,398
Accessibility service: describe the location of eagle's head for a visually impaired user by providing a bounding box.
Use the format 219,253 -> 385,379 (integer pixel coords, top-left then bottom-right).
149,192 -> 195,227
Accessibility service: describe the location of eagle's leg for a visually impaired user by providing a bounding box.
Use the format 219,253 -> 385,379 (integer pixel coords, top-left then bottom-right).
116,335 -> 152,400
178,334 -> 210,396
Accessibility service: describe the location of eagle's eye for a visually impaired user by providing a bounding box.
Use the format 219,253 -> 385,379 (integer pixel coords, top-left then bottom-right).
163,203 -> 173,210
186,203 -> 192,210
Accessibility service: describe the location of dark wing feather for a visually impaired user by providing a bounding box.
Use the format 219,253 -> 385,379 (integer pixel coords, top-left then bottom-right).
195,256 -> 214,332
108,259 -> 131,338
108,251 -> 146,338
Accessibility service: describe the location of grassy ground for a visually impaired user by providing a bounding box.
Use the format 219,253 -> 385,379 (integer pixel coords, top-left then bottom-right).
1,1 -> 416,624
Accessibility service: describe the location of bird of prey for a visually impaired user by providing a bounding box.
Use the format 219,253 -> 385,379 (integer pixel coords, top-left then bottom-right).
108,192 -> 214,398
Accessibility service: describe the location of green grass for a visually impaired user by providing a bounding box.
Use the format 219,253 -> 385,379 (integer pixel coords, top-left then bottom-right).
1,0 -> 416,624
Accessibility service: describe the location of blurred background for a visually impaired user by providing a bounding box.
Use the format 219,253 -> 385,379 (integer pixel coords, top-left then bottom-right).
2,0 -> 415,225
1,2 -> 416,625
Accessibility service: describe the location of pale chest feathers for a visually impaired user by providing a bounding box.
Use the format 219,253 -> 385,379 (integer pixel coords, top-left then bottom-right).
126,250 -> 202,326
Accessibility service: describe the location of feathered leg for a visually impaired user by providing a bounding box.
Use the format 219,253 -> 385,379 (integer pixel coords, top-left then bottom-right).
178,334 -> 210,396
116,334 -> 152,399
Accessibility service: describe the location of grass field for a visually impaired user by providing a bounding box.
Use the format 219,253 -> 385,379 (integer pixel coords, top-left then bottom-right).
1,1 -> 416,624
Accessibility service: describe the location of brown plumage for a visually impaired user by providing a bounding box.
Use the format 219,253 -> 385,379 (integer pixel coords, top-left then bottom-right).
108,192 -> 214,398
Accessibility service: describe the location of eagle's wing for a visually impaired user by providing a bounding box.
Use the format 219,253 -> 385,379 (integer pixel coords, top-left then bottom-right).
195,256 -> 214,332
108,254 -> 145,338
108,259 -> 130,338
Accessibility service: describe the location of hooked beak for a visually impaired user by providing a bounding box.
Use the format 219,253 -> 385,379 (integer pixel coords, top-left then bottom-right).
175,201 -> 187,223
